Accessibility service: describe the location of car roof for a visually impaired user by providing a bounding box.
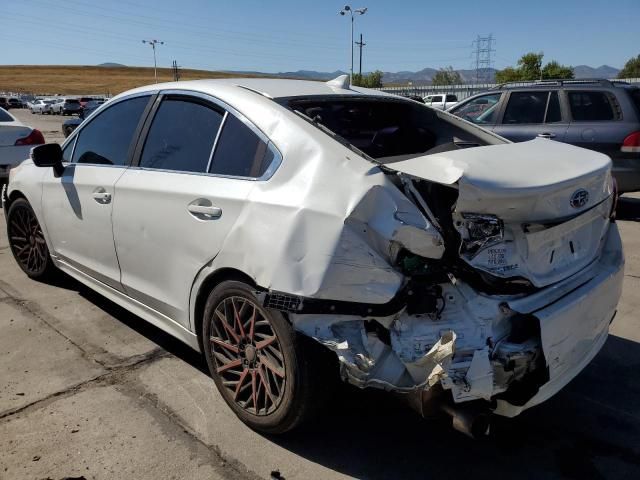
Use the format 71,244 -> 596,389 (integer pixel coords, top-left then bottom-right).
117,76 -> 395,101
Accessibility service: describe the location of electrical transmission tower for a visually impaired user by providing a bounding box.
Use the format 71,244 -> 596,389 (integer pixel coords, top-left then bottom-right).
472,34 -> 495,84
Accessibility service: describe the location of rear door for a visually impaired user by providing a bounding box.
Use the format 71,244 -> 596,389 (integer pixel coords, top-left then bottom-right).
112,92 -> 280,327
40,94 -> 152,290
564,89 -> 624,155
493,90 -> 569,142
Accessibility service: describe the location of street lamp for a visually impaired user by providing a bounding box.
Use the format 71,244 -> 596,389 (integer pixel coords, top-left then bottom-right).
339,5 -> 367,84
142,39 -> 164,83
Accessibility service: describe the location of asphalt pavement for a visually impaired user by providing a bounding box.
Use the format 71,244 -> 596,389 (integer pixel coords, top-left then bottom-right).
1,108 -> 640,479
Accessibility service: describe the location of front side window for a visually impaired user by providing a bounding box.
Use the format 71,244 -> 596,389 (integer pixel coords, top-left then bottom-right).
0,109 -> 12,122
453,93 -> 502,125
503,91 -> 549,124
72,96 -> 149,165
431,95 -> 443,103
140,98 -> 223,173
568,91 -> 618,121
209,114 -> 273,178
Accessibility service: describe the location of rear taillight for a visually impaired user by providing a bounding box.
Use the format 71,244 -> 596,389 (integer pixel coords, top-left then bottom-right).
621,131 -> 640,153
14,129 -> 45,146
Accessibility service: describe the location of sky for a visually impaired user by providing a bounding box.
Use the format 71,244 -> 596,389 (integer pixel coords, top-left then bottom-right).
2,0 -> 639,73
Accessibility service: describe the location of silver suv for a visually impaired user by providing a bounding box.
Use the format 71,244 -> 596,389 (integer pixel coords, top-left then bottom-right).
449,79 -> 640,192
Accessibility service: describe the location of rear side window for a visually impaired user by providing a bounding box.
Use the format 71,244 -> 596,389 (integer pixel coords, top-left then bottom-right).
209,114 -> 273,178
503,91 -> 548,124
446,94 -> 457,102
72,96 -> 149,165
0,109 -> 12,122
140,99 -> 223,173
568,91 -> 619,121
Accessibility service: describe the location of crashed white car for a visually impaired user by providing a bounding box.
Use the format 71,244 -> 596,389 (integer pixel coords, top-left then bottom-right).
3,76 -> 623,436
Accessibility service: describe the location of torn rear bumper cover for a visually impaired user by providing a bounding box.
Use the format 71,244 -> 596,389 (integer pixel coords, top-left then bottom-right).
267,224 -> 623,416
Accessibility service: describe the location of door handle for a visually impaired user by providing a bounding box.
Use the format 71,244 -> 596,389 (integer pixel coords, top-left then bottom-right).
187,200 -> 222,220
92,188 -> 112,204
537,132 -> 556,139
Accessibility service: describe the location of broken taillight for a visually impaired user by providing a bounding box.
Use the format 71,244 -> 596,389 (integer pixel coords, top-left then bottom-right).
458,213 -> 504,256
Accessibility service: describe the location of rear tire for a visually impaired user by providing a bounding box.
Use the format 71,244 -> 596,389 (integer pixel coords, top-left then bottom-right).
7,198 -> 58,280
201,280 -> 332,434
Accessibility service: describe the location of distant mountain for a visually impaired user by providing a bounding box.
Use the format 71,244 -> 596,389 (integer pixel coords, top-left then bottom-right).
225,64 -> 623,85
98,62 -> 126,67
572,65 -> 619,79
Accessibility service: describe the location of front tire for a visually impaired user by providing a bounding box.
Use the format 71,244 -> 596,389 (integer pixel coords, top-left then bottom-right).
7,198 -> 57,279
202,281 -> 329,434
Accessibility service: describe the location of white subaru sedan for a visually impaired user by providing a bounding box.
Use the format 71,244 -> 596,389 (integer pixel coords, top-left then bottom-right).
2,76 -> 623,436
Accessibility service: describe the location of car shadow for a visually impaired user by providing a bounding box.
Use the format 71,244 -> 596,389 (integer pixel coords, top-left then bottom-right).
616,196 -> 640,222
47,273 -> 640,479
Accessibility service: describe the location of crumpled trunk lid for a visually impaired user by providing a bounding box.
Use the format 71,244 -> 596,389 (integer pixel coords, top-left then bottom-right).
385,139 -> 615,287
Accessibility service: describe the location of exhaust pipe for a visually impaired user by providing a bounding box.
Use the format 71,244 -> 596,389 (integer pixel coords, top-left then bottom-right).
441,404 -> 491,438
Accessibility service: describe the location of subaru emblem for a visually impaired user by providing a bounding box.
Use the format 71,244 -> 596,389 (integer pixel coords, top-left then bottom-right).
570,189 -> 589,209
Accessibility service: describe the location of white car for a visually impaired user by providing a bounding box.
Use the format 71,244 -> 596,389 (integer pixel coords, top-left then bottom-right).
0,107 -> 45,179
2,76 -> 623,437
30,99 -> 56,115
424,93 -> 458,110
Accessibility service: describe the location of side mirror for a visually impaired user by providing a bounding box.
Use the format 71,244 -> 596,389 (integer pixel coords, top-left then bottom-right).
31,143 -> 64,177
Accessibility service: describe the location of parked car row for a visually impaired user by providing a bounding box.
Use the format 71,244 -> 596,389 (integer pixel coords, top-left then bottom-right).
27,97 -> 105,116
447,79 -> 640,192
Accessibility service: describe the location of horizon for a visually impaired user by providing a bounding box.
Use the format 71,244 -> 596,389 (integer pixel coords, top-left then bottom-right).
2,0 -> 638,74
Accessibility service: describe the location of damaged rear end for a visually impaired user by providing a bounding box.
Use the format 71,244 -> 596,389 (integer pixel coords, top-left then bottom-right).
276,137 -> 623,435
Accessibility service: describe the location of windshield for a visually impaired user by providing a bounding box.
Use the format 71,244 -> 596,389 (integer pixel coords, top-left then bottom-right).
286,97 -> 503,159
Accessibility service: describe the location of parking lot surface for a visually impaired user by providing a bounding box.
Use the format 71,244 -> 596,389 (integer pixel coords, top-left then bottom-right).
1,109 -> 640,479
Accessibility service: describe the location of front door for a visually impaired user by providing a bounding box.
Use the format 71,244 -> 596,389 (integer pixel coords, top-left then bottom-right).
40,95 -> 152,290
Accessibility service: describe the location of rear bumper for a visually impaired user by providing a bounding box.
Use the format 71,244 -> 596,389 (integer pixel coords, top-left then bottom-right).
495,223 -> 624,417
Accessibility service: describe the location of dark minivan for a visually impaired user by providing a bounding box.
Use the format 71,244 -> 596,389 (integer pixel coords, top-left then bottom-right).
449,79 -> 640,192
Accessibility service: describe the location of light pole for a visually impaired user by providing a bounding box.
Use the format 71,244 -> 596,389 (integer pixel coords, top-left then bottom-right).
339,5 -> 367,83
142,39 -> 164,83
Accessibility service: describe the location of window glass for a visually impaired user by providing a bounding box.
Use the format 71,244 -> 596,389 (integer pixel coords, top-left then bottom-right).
62,138 -> 75,163
72,96 -> 149,165
630,88 -> 640,115
503,91 -> 548,124
0,109 -> 12,122
568,91 -> 616,121
453,93 -> 501,125
431,96 -> 442,103
446,94 -> 457,102
209,114 -> 272,178
545,91 -> 562,123
140,99 -> 223,173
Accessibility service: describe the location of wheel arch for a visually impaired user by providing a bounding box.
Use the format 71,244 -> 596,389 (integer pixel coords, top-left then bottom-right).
192,267 -> 257,354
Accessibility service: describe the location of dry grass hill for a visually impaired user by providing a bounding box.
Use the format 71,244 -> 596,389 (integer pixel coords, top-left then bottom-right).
0,65 -> 268,96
